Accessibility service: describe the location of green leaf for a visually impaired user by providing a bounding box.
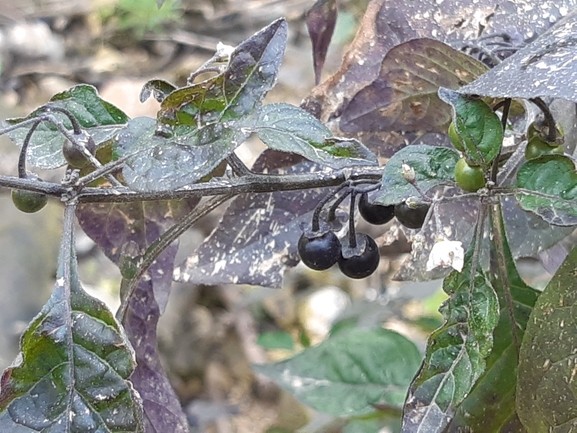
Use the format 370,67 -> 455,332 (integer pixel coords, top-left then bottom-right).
438,88 -> 503,168
516,155 -> 577,226
447,203 -> 539,432
253,103 -> 377,168
257,331 -> 295,351
374,144 -> 459,206
253,328 -> 420,417
402,230 -> 500,433
0,209 -> 143,432
115,117 -> 250,192
158,18 -> 288,127
517,246 -> 577,432
139,79 -> 177,103
3,84 -> 129,169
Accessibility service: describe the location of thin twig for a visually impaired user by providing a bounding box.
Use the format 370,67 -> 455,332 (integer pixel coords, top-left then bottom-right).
226,152 -> 253,176
490,98 -> 511,184
529,97 -> 557,143
490,200 -> 521,359
117,194 -> 234,323
17,120 -> 41,179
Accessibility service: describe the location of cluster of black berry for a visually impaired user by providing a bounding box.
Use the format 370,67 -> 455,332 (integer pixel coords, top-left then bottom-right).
298,185 -> 430,279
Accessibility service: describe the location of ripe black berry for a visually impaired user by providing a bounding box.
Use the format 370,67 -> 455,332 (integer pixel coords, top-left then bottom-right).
358,192 -> 395,225
394,201 -> 430,229
298,230 -> 341,271
338,233 -> 379,279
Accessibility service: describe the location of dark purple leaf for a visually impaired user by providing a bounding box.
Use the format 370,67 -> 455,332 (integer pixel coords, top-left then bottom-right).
174,150 -> 346,289
123,279 -> 189,433
302,0 -> 575,156
340,39 -> 487,135
159,18 -> 288,126
458,9 -> 577,102
76,198 -> 199,432
306,0 -> 338,85
392,193 -> 573,281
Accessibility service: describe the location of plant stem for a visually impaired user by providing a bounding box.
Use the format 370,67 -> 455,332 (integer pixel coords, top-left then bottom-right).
490,200 -> 520,359
226,152 -> 252,176
0,165 -> 383,202
17,120 -> 41,179
117,193 -> 234,323
348,190 -> 357,248
38,105 -> 82,135
490,98 -> 511,184
530,97 -> 557,143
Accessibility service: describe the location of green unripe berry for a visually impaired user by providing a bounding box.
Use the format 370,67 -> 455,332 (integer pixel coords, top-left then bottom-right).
525,136 -> 564,160
448,122 -> 465,152
11,189 -> 48,213
62,132 -> 96,168
454,158 -> 486,192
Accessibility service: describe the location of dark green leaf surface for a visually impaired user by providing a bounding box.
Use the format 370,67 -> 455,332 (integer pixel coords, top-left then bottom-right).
0,209 -> 142,432
139,79 -> 177,103
517,246 -> 577,432
254,103 -> 378,168
253,328 -> 420,417
438,88 -> 503,168
158,18 -> 287,127
447,204 -> 539,432
516,155 -> 577,226
402,234 -> 499,433
4,85 -> 129,169
116,117 -> 250,192
374,145 -> 459,206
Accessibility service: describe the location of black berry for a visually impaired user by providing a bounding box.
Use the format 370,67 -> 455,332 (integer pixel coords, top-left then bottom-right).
394,202 -> 430,229
358,192 -> 395,225
298,231 -> 341,271
338,233 -> 380,279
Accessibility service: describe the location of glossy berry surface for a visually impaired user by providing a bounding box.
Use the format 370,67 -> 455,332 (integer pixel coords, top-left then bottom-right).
11,189 -> 48,213
525,136 -> 564,160
63,135 -> 96,168
454,158 -> 486,192
394,202 -> 430,229
358,193 -> 395,225
298,231 -> 341,271
338,234 -> 380,279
